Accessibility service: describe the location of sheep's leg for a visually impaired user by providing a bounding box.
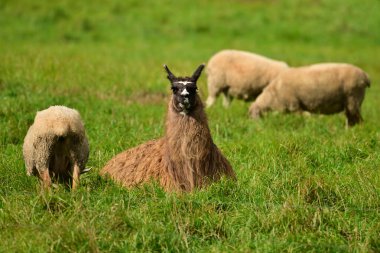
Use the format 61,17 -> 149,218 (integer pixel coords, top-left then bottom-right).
71,162 -> 80,190
345,96 -> 363,127
345,110 -> 363,127
39,169 -> 51,189
222,90 -> 232,108
206,80 -> 221,108
206,96 -> 216,108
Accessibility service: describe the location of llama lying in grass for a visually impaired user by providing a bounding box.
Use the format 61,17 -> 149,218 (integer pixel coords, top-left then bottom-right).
23,106 -> 90,189
249,63 -> 371,127
100,64 -> 236,192
206,49 -> 289,107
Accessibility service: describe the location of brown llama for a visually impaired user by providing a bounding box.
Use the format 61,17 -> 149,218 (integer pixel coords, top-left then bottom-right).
100,64 -> 236,192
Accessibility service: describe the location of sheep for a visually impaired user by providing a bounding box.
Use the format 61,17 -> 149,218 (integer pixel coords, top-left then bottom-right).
205,49 -> 289,107
23,105 -> 90,189
249,63 -> 371,127
100,64 -> 236,192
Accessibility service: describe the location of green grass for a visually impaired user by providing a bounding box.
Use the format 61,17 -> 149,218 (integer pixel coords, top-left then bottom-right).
1,0 -> 380,252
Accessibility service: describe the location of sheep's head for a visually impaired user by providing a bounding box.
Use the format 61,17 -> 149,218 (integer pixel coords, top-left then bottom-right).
164,64 -> 205,115
249,103 -> 263,119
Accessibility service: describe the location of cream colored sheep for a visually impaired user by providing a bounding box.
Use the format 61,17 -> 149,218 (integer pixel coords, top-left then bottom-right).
206,49 -> 289,107
23,106 -> 89,189
249,63 -> 371,127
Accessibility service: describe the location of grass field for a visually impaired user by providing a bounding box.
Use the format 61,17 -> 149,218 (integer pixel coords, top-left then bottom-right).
1,0 -> 380,252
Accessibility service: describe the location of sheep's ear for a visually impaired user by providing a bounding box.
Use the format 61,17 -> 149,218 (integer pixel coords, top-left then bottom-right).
163,64 -> 176,82
191,63 -> 205,82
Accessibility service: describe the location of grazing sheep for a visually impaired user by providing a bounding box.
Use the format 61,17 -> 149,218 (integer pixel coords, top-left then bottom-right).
249,63 -> 371,127
100,64 -> 236,192
23,106 -> 90,189
206,49 -> 289,107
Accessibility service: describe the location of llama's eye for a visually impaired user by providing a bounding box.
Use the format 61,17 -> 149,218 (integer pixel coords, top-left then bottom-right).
171,87 -> 178,92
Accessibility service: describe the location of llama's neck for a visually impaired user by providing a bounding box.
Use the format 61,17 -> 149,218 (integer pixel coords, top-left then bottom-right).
165,96 -> 211,150
164,96 -> 214,190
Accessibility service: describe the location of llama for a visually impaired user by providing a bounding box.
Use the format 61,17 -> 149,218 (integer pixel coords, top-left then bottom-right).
100,64 -> 236,192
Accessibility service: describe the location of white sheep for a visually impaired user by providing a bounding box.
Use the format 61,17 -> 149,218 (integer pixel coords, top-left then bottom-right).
249,63 -> 371,127
205,49 -> 289,107
23,105 -> 90,189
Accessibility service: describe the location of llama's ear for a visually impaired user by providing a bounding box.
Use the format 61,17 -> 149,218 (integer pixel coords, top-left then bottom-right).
191,63 -> 205,82
163,64 -> 176,82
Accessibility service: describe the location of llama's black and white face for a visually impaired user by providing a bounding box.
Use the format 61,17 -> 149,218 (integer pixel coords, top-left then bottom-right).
171,79 -> 197,113
164,64 -> 205,115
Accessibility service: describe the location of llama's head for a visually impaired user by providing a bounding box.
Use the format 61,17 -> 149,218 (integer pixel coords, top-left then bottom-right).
164,64 -> 205,115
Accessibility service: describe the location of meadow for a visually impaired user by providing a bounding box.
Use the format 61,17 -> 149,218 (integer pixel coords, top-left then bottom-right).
1,0 -> 380,252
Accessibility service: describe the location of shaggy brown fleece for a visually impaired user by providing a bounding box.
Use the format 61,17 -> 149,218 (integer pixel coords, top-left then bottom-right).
101,65 -> 235,192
